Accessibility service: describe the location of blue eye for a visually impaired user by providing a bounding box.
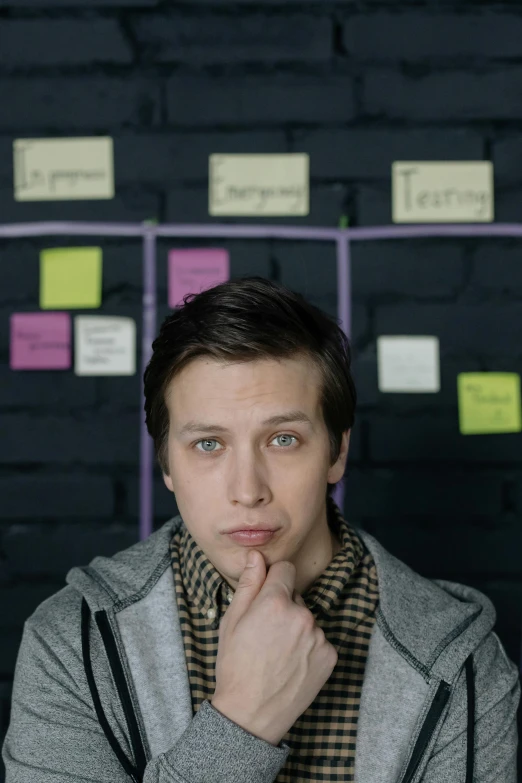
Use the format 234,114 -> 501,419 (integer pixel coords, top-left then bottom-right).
194,434 -> 298,454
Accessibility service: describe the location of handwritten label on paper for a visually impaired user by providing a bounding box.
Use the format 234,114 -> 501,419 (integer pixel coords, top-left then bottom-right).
75,316 -> 136,376
168,248 -> 230,309
392,161 -> 493,222
457,373 -> 521,435
209,154 -> 309,216
14,137 -> 114,201
10,312 -> 71,370
377,336 -> 440,393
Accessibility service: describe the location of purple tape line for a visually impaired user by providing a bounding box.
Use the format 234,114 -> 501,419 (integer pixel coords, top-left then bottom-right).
3,221 -> 522,545
140,228 -> 157,543
332,236 -> 351,514
0,222 -> 143,238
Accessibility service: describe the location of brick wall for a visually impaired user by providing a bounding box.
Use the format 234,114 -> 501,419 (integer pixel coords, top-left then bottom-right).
1,1 -> 521,778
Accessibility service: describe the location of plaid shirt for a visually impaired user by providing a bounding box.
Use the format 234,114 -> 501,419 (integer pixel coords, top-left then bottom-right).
169,495 -> 379,781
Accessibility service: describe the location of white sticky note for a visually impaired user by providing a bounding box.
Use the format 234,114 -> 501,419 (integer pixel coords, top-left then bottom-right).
14,137 -> 114,201
377,336 -> 440,393
74,316 -> 136,376
209,153 -> 309,216
392,161 -> 493,223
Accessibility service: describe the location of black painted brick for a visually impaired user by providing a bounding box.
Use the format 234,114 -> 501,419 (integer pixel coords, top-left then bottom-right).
0,20 -> 132,67
0,78 -> 161,131
374,302 -> 522,356
130,13 -> 332,64
166,74 -> 356,126
364,68 -> 522,121
344,11 -> 522,60
344,468 -> 503,516
351,239 -> 465,300
369,415 -> 522,463
0,476 -> 114,520
0,413 -> 140,465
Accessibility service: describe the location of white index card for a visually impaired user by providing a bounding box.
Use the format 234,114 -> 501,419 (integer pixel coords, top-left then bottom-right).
75,316 -> 136,376
377,336 -> 440,393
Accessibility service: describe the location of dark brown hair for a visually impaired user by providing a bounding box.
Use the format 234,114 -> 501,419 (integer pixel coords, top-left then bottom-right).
143,276 -> 356,498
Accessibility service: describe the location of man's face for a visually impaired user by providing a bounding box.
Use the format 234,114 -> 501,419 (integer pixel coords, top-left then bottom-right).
162,354 -> 350,594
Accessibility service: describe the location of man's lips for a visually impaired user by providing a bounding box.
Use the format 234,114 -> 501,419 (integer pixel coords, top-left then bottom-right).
226,529 -> 278,545
224,527 -> 279,533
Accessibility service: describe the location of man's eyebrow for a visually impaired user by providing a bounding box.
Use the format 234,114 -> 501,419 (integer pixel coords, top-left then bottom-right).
177,410 -> 314,437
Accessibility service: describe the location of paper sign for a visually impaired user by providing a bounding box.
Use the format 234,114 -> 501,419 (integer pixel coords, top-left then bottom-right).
392,161 -> 494,223
168,248 -> 230,309
457,373 -> 521,435
74,316 -> 136,376
209,154 -> 309,216
14,137 -> 114,201
377,336 -> 440,393
10,312 -> 71,370
40,247 -> 102,309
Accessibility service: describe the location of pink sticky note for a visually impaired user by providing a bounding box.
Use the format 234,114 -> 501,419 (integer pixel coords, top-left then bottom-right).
10,312 -> 71,370
168,248 -> 230,309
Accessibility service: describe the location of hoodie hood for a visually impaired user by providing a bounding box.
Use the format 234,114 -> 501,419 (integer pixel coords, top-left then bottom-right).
66,513 -> 496,686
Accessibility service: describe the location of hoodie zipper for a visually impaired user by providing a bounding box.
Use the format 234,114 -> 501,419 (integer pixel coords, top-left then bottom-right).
92,605 -> 148,781
399,680 -> 451,783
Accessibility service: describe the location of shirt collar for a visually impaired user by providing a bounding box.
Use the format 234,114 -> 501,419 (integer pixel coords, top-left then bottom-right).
174,495 -> 366,623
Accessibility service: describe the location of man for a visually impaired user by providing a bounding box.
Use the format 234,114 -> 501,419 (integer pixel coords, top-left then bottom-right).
3,276 -> 520,782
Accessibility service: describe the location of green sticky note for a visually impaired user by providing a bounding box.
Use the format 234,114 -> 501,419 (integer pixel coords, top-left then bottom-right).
457,373 -> 522,435
40,247 -> 102,309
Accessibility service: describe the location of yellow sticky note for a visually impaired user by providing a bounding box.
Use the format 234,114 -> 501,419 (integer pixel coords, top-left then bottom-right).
40,247 -> 102,309
457,373 -> 522,435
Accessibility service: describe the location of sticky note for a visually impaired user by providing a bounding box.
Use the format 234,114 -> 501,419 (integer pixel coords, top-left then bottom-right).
209,154 -> 309,216
377,336 -> 440,393
40,247 -> 102,309
392,161 -> 494,223
14,137 -> 114,201
10,312 -> 71,370
168,248 -> 230,309
74,316 -> 136,376
457,373 -> 522,435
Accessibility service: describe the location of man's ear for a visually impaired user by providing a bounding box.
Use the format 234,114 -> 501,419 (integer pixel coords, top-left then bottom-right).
163,472 -> 174,493
327,429 -> 351,486
340,429 -> 351,469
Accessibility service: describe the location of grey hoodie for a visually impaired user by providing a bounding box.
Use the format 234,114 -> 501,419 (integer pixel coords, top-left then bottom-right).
2,513 -> 520,783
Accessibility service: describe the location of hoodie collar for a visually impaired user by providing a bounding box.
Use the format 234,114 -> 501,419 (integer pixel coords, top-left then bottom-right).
66,503 -> 496,683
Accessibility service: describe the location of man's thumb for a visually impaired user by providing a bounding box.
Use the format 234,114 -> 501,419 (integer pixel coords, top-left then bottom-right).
237,549 -> 263,584
227,551 -> 265,621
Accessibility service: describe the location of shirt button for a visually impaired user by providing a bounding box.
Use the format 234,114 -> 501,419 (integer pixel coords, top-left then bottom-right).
227,592 -> 233,603
207,608 -> 216,620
